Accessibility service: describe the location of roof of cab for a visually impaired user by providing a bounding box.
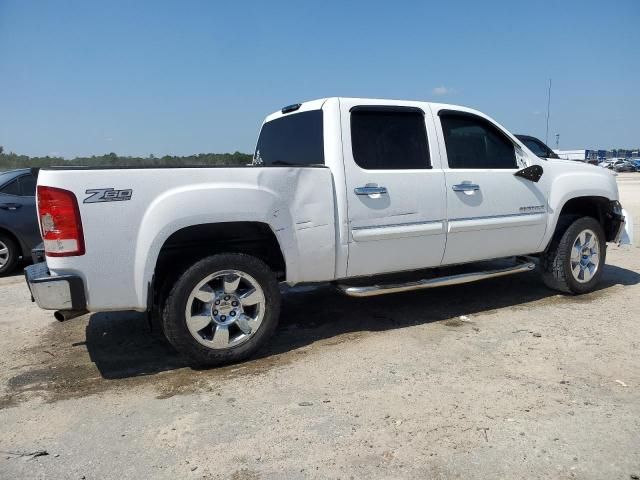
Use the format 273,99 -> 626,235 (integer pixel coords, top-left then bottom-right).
263,97 -> 483,123
261,97 -> 523,151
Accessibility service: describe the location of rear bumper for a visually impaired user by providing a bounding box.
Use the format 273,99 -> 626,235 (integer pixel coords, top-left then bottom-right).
24,262 -> 87,311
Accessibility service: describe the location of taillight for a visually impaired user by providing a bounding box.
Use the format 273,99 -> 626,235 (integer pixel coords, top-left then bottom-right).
37,186 -> 85,257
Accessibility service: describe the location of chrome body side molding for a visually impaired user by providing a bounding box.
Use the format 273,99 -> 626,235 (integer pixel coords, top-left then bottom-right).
351,220 -> 445,242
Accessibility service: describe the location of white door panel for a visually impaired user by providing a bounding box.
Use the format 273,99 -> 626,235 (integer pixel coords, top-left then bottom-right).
432,106 -> 549,265
340,99 -> 447,277
443,170 -> 548,264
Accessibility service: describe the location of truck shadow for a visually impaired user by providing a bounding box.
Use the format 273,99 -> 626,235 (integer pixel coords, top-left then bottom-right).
84,263 -> 640,380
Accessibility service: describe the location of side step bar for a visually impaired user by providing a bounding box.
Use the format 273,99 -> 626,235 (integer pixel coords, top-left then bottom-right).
337,259 -> 536,298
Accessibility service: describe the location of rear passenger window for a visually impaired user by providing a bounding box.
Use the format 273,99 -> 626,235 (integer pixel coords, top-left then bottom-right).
351,108 -> 430,170
0,179 -> 20,196
440,113 -> 516,169
19,175 -> 36,196
254,110 -> 324,166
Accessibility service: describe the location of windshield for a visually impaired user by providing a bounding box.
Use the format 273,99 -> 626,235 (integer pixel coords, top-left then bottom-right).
521,138 -> 548,157
516,136 -> 558,159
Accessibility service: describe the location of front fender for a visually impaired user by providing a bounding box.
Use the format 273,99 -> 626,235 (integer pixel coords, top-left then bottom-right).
538,167 -> 618,250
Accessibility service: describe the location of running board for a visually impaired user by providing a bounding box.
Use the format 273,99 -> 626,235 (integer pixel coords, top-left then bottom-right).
337,259 -> 536,298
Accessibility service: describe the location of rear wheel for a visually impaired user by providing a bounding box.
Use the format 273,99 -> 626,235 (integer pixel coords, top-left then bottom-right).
162,253 -> 281,367
540,216 -> 606,294
0,234 -> 19,276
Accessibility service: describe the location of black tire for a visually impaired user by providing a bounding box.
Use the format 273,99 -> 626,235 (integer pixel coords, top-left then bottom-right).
540,216 -> 606,294
162,253 -> 281,367
0,233 -> 19,276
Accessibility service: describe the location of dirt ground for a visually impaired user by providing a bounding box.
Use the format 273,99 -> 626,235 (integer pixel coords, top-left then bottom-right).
1,174 -> 639,480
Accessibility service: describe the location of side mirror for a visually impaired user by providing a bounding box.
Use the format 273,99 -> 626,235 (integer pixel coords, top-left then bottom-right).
514,165 -> 543,183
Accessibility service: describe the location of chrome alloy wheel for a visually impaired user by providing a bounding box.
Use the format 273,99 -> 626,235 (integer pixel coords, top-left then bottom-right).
0,240 -> 9,268
570,229 -> 600,283
185,269 -> 266,349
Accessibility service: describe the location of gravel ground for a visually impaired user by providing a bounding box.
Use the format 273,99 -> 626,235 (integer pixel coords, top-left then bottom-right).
1,173 -> 639,480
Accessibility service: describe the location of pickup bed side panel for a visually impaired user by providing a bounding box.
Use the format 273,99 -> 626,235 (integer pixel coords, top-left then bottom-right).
40,167 -> 335,311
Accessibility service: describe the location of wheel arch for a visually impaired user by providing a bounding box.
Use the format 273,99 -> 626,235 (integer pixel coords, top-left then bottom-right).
542,195 -> 620,251
130,181 -> 304,311
0,226 -> 26,257
149,221 -> 288,311
155,221 -> 287,277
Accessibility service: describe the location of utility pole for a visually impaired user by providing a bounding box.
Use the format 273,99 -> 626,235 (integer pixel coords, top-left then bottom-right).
545,79 -> 552,145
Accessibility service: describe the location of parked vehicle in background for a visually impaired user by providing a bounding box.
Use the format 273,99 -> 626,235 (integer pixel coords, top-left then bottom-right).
514,134 -> 559,160
608,159 -> 637,172
26,98 -> 633,366
614,160 -> 638,173
0,169 -> 41,275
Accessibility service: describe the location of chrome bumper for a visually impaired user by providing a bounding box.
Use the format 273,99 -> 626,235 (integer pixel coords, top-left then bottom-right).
24,262 -> 87,311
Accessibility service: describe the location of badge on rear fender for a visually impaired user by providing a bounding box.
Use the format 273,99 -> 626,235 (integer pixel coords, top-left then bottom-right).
84,188 -> 133,204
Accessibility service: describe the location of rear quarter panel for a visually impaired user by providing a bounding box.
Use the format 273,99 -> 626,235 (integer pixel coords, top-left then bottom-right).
38,167 -> 336,311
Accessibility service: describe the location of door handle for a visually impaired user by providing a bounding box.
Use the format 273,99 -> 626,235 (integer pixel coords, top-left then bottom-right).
0,203 -> 21,210
354,185 -> 388,196
452,183 -> 480,192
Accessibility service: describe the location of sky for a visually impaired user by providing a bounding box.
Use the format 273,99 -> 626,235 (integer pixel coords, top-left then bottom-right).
0,0 -> 638,158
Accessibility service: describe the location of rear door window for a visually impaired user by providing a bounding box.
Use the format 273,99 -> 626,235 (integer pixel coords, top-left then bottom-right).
19,175 -> 36,196
350,108 -> 430,170
254,110 -> 324,166
440,113 -> 517,169
0,179 -> 20,196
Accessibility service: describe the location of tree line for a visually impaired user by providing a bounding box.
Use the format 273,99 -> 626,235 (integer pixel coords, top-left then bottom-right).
0,146 -> 253,171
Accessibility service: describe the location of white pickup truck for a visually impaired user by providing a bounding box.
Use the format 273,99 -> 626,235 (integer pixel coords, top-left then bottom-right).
26,97 -> 633,366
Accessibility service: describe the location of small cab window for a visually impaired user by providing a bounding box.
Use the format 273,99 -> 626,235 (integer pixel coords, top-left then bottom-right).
19,175 -> 36,196
0,179 -> 21,196
350,108 -> 430,170
254,110 -> 324,166
440,113 -> 517,169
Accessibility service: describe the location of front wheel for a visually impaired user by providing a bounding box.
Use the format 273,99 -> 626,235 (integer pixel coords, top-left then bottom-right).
162,253 -> 281,367
540,216 -> 606,294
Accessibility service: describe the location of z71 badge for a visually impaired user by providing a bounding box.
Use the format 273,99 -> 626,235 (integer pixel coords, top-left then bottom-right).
84,188 -> 133,204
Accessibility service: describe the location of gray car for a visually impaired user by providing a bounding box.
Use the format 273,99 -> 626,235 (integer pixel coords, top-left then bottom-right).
0,169 -> 41,275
